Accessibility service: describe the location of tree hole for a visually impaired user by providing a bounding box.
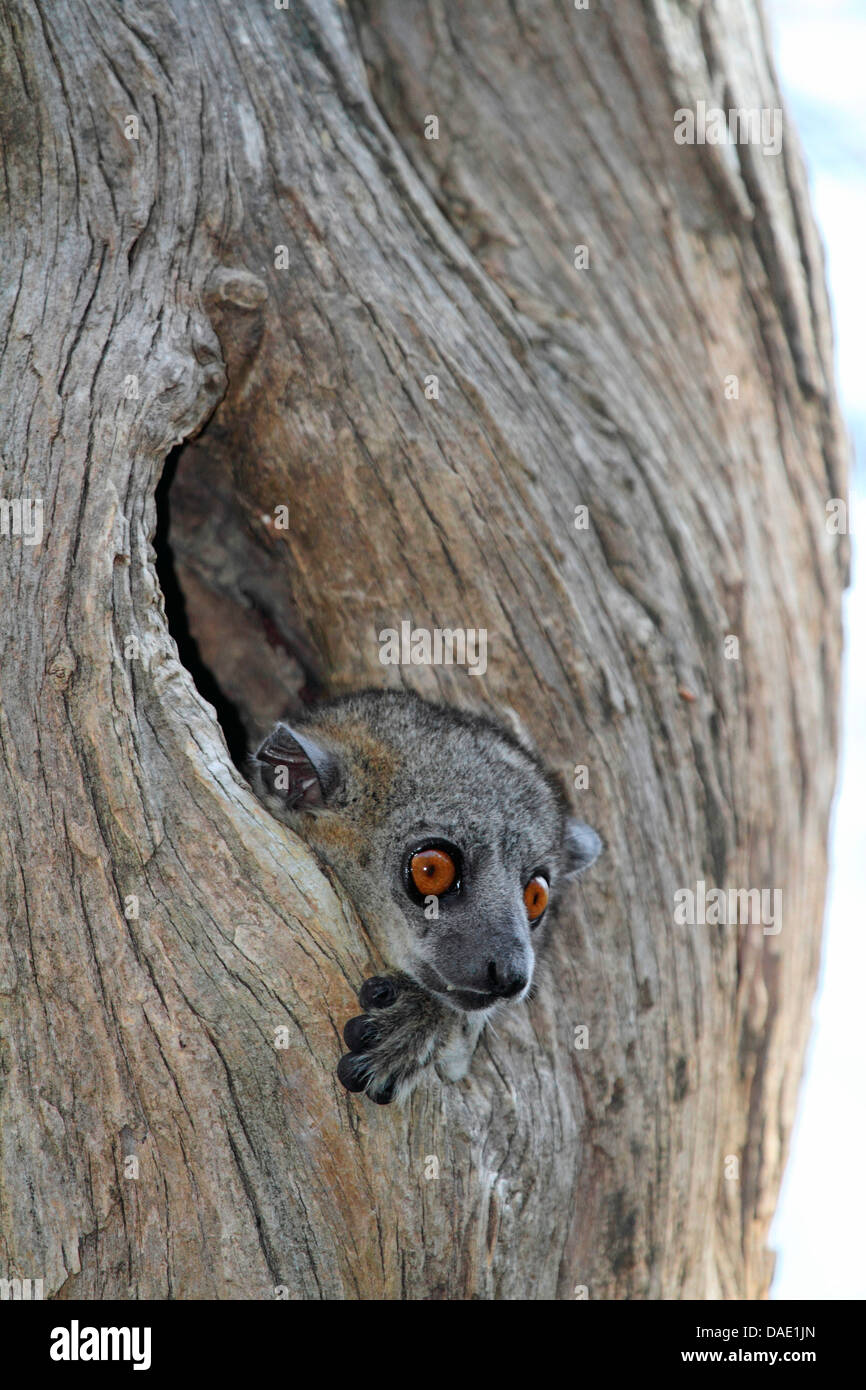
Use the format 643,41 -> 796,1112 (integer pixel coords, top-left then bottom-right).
153,435 -> 325,767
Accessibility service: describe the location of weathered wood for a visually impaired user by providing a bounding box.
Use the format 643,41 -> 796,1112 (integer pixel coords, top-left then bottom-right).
0,0 -> 847,1298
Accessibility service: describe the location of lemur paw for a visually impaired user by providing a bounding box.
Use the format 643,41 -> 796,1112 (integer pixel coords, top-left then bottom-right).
337,975 -> 443,1105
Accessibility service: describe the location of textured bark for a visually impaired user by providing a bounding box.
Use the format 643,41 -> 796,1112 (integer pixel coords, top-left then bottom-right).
0,0 -> 847,1299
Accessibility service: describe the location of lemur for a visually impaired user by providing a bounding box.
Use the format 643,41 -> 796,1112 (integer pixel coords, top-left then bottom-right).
250,689 -> 601,1105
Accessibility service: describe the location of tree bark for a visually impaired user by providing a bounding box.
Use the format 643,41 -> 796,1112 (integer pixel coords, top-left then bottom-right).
0,0 -> 847,1299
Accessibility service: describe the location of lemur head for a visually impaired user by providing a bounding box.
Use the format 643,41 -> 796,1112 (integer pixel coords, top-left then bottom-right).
251,690 -> 601,1013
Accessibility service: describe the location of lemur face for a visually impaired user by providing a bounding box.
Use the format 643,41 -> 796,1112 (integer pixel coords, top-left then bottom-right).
391,822 -> 552,1011
251,690 -> 601,1013
377,758 -> 572,1010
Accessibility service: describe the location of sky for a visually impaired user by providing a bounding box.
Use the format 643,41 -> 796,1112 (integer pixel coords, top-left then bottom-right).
764,0 -> 866,1300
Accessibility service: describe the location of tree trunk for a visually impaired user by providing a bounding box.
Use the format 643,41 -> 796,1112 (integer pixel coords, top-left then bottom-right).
0,0 -> 847,1300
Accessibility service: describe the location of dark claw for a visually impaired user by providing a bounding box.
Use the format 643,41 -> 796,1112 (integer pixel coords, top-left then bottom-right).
370,1081 -> 396,1105
338,977 -> 407,1103
359,976 -> 399,1011
336,1053 -> 370,1093
343,1015 -> 378,1052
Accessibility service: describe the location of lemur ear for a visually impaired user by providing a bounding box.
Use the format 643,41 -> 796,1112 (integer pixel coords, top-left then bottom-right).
252,723 -> 340,811
563,820 -> 602,878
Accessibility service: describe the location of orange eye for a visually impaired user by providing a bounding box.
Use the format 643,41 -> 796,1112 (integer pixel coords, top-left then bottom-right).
524,875 -> 549,922
410,847 -> 457,897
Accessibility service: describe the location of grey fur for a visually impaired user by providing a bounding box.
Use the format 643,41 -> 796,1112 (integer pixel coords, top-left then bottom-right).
250,689 -> 601,1104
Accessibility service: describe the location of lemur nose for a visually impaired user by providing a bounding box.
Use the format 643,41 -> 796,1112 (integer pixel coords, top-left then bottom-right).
487,959 -> 528,999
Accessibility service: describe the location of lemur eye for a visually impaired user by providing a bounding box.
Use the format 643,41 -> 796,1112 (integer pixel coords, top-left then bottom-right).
524,875 -> 549,923
409,847 -> 457,898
